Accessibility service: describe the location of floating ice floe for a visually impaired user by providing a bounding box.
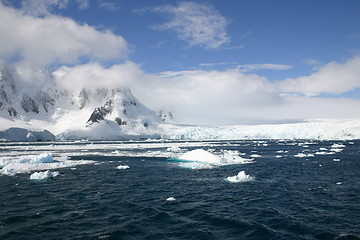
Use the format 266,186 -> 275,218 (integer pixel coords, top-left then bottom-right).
226,171 -> 255,183
30,170 -> 59,180
294,153 -> 315,158
330,148 -> 343,152
117,165 -> 130,169
175,149 -> 253,169
250,154 -> 261,158
315,151 -> 336,155
0,153 -> 94,176
166,197 -> 176,201
331,143 -> 346,148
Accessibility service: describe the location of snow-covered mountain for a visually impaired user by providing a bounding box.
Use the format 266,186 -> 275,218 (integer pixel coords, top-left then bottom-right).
1,63 -> 360,141
0,63 -> 164,140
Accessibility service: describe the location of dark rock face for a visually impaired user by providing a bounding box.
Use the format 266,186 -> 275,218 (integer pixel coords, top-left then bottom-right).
21,95 -> 39,113
0,64 -> 57,117
158,110 -> 174,122
86,100 -> 113,126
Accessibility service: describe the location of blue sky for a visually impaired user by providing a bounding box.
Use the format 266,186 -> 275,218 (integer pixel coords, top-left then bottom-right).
1,0 -> 360,125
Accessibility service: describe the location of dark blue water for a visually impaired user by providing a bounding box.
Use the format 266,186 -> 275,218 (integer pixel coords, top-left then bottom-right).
1,140 -> 359,239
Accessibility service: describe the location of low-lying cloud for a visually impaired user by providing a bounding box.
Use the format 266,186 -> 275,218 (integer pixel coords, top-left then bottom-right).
54,61 -> 360,125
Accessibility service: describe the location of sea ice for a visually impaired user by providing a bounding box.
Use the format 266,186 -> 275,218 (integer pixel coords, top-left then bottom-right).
226,171 -> 255,183
117,165 -> 130,169
166,146 -> 182,152
0,152 -> 95,176
315,151 -> 335,155
30,170 -> 59,180
178,162 -> 214,169
331,143 -> 345,148
294,153 -> 314,158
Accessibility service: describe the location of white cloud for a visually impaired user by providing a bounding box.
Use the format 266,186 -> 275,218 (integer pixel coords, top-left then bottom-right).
0,3 -> 128,66
237,64 -> 293,72
151,1 -> 230,49
53,62 -> 360,125
54,61 -> 144,93
20,0 -> 89,16
98,0 -> 121,11
277,56 -> 360,96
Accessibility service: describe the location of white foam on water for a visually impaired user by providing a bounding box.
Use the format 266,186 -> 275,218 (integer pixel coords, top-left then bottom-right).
226,171 -> 255,183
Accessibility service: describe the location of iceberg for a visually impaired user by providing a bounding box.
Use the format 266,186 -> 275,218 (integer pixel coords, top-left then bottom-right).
30,170 -> 59,180
179,149 -> 222,164
226,171 -> 255,183
175,149 -> 253,169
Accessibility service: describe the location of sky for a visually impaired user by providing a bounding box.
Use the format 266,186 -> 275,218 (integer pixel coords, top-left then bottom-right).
1,0 -> 360,125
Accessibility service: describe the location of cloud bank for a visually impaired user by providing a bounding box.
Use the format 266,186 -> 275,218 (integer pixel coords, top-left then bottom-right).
0,2 -> 129,66
278,57 -> 360,96
54,60 -> 360,125
151,1 -> 230,49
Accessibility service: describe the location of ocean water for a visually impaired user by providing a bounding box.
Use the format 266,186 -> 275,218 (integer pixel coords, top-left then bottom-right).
0,139 -> 359,240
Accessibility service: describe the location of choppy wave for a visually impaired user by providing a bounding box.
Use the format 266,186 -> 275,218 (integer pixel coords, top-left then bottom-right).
0,139 -> 359,239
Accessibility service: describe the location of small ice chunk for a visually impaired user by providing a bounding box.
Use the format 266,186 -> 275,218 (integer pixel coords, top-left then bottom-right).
294,153 -> 314,158
315,151 -> 335,155
336,182 -> 342,185
331,143 -> 345,148
250,154 -> 261,158
333,159 -> 341,162
330,148 -> 343,152
167,146 -> 181,152
226,171 -> 255,183
30,170 -> 59,180
166,197 -> 176,201
117,165 -> 130,170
